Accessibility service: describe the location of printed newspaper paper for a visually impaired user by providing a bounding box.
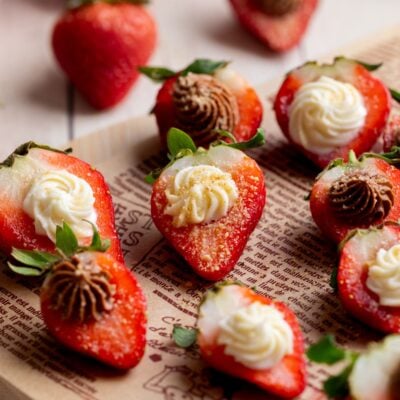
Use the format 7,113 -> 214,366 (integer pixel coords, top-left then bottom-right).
1,26 -> 400,400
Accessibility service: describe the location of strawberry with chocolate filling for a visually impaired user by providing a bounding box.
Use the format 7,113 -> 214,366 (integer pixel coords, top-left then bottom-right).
149,128 -> 266,280
174,283 -> 307,398
140,59 -> 263,148
335,224 -> 400,334
9,223 -> 146,369
274,57 -> 392,168
228,0 -> 318,52
0,142 -> 123,263
310,150 -> 400,243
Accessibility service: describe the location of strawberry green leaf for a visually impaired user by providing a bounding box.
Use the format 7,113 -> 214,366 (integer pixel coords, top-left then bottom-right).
224,128 -> 265,150
167,128 -> 197,157
215,129 -> 237,143
84,221 -> 110,252
330,266 -> 338,292
56,222 -> 78,257
139,66 -> 176,82
11,248 -> 59,268
390,88 -> 400,104
172,324 -> 198,348
68,0 -> 149,9
8,263 -> 48,277
355,60 -> 382,71
307,335 -> 347,365
182,59 -> 228,76
323,364 -> 352,399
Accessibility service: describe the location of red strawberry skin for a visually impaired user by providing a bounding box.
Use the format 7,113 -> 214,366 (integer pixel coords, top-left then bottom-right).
41,252 -> 147,369
338,225 -> 400,333
151,148 -> 266,280
198,285 -> 306,398
310,158 -> 400,243
274,59 -> 391,168
154,76 -> 263,147
52,3 -> 157,110
0,144 -> 124,263
229,0 -> 318,52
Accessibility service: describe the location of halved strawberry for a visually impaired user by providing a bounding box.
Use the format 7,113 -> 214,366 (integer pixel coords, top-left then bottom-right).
228,0 -> 318,52
140,59 -> 263,147
310,152 -> 400,243
348,335 -> 400,400
9,223 -> 147,369
0,143 -> 123,263
337,224 -> 400,333
41,251 -> 146,369
308,334 -> 400,399
274,57 -> 391,168
197,283 -> 306,398
150,129 -> 266,281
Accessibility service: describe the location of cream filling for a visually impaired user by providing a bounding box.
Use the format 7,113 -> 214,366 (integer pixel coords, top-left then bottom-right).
23,170 -> 97,243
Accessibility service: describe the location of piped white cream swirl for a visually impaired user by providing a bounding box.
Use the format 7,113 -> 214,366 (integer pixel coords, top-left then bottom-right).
23,170 -> 97,243
164,165 -> 238,228
289,76 -> 367,154
217,302 -> 294,370
366,244 -> 400,306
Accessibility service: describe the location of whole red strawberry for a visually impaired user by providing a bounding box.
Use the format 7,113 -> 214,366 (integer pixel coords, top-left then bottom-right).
52,0 -> 157,109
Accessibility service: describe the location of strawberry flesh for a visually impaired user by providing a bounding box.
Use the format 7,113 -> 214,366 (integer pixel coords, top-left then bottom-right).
229,0 -> 318,52
274,58 -> 391,168
338,225 -> 400,333
41,252 -> 147,369
198,284 -> 306,398
0,145 -> 123,263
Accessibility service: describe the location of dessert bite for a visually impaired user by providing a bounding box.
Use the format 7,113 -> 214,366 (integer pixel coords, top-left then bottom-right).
9,223 -> 147,369
140,59 -> 263,148
274,57 -> 392,168
228,0 -> 319,52
0,142 -> 123,262
335,224 -> 400,333
196,283 -> 306,398
309,150 -> 400,243
149,128 -> 266,280
308,334 -> 400,400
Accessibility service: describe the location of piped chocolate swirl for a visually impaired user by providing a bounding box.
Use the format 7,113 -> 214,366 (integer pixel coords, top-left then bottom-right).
172,73 -> 239,146
257,0 -> 301,16
329,171 -> 394,225
44,255 -> 115,322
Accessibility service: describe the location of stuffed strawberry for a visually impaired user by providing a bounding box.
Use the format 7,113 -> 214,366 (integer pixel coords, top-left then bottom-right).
335,224 -> 400,333
173,283 -> 306,398
309,150 -> 400,243
308,334 -> 400,399
274,57 -> 392,168
140,59 -> 263,147
228,0 -> 318,52
52,0 -> 157,109
8,223 -> 146,369
0,142 -> 123,263
149,128 -> 266,281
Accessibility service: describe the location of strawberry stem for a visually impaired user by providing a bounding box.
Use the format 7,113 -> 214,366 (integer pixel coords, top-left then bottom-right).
67,0 -> 149,10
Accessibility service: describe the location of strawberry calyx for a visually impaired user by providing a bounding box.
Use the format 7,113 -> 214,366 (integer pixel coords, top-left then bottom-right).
145,127 -> 265,184
1,142 -> 72,169
307,334 -> 359,399
67,0 -> 149,10
139,59 -> 229,83
8,221 -> 110,277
